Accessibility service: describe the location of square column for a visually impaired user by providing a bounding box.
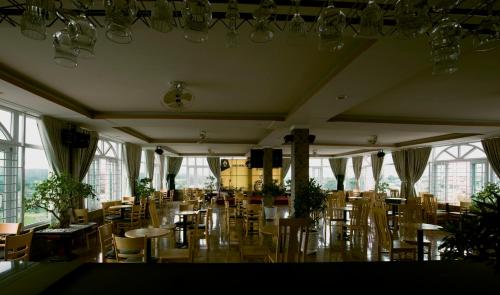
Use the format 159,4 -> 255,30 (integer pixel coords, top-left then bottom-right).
290,128 -> 309,217
263,148 -> 273,187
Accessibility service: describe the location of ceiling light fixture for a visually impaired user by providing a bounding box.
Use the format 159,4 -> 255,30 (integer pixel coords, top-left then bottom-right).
155,146 -> 164,155
162,81 -> 193,110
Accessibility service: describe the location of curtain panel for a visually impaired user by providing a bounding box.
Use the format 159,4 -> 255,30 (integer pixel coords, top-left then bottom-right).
124,143 -> 142,197
406,147 -> 431,198
37,116 -> 71,175
352,156 -> 363,191
370,153 -> 384,190
167,157 -> 183,190
145,150 -> 155,187
281,158 -> 291,182
482,138 -> 500,178
206,157 -> 221,189
392,150 -> 407,197
329,158 -> 347,191
159,154 -> 165,189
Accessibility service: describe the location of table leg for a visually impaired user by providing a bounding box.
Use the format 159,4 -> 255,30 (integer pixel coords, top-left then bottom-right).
417,229 -> 424,262
392,204 -> 398,230
182,215 -> 188,248
146,238 -> 152,263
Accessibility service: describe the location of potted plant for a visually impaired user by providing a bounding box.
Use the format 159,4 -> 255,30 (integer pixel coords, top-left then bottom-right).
135,177 -> 155,203
375,181 -> 390,195
439,182 -> 500,267
261,180 -> 286,220
294,178 -> 327,254
25,173 -> 96,228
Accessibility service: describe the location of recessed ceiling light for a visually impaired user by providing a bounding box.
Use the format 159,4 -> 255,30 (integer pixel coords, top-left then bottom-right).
336,95 -> 348,100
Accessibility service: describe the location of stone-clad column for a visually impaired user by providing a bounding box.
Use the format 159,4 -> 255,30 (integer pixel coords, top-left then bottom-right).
263,148 -> 273,187
290,128 -> 309,217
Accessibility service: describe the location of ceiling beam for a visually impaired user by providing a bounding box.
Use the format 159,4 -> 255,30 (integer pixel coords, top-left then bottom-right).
312,142 -> 394,148
179,153 -> 247,157
152,139 -> 258,144
395,133 -> 482,147
113,127 -> 153,143
286,39 -> 376,117
329,149 -> 381,158
328,114 -> 500,127
0,62 -> 95,118
95,112 -> 285,121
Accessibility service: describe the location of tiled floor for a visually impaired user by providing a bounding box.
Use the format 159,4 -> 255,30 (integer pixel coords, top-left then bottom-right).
84,201 -> 448,263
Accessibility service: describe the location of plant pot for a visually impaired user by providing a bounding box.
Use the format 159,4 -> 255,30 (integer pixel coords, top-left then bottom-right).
301,229 -> 318,255
264,206 -> 277,220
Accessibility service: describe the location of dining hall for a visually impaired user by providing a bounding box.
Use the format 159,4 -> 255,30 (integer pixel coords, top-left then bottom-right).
1,0 -> 500,293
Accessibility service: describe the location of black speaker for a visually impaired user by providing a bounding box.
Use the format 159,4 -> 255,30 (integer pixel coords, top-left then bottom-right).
272,149 -> 282,167
250,149 -> 264,168
61,129 -> 90,148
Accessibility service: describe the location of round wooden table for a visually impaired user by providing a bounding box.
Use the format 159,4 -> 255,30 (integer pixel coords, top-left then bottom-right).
125,228 -> 170,263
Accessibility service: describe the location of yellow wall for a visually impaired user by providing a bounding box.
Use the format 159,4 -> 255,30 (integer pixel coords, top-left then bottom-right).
220,159 -> 282,191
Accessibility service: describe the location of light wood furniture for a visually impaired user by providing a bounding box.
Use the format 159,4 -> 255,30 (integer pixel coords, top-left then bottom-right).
98,223 -> 116,263
113,234 -> 146,263
0,223 -> 22,249
122,196 -> 135,204
3,230 -> 33,262
243,204 -> 262,236
139,197 -> 147,225
158,230 -> 195,263
373,206 -> 416,261
269,218 -> 310,263
73,208 -> 98,249
115,205 -> 141,234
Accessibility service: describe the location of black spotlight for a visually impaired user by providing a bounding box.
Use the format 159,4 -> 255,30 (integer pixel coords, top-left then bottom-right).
308,135 -> 316,144
377,150 -> 385,158
283,134 -> 294,144
155,146 -> 164,155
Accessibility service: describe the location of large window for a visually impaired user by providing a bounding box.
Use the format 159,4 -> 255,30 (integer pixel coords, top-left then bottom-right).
85,139 -> 122,210
284,158 -> 336,190
176,157 -> 212,189
429,142 -> 492,204
0,106 -> 50,226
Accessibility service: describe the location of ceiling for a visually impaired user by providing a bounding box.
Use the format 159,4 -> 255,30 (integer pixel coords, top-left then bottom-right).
1,0 -> 500,157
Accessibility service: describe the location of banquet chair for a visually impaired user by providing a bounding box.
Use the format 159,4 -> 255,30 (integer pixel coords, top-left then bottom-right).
113,235 -> 146,263
98,223 -> 116,263
268,218 -> 310,263
3,230 -> 34,262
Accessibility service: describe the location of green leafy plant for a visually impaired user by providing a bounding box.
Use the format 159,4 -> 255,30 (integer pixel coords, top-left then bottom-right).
261,180 -> 286,207
439,182 -> 500,266
294,178 -> 327,229
135,178 -> 155,201
204,175 -> 216,194
375,181 -> 390,194
25,173 -> 96,228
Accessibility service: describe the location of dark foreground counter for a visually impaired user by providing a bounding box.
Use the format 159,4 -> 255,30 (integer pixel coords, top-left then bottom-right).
37,261 -> 500,294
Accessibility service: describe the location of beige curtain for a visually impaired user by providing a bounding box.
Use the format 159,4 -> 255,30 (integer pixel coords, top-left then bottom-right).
482,138 -> 500,178
167,157 -> 183,190
145,150 -> 155,187
406,147 -> 431,197
329,158 -> 347,191
37,116 -> 71,175
281,157 -> 291,182
124,143 -> 142,196
207,157 -> 221,189
159,154 -> 165,189
71,130 -> 98,181
352,156 -> 363,191
392,150 -> 407,197
371,153 -> 384,190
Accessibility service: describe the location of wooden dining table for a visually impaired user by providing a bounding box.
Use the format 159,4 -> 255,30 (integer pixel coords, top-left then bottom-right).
415,223 -> 443,261
125,228 -> 170,263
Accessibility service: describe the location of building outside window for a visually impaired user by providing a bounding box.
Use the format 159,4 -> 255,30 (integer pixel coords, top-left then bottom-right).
85,139 -> 122,210
176,157 -> 213,189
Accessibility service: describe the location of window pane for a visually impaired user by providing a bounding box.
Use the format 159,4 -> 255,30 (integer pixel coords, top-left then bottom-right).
24,147 -> 50,225
25,117 -> 42,146
0,109 -> 12,136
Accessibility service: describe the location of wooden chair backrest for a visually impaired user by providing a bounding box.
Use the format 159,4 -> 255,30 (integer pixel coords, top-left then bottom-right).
390,189 -> 400,198
73,209 -> 90,224
460,201 -> 472,213
373,206 -> 391,252
275,218 -> 310,263
149,201 -> 160,228
139,197 -> 148,218
113,235 -> 146,263
122,196 -> 135,203
0,223 -> 22,235
98,223 -> 114,260
350,199 -> 370,227
4,230 -> 33,262
130,205 -> 142,228
179,203 -> 194,212
399,201 -> 423,241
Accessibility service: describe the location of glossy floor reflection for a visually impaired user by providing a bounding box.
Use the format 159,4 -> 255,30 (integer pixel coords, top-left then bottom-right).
87,201 -> 448,263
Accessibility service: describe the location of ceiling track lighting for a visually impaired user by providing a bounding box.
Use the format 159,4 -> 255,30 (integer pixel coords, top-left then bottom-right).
155,146 -> 164,155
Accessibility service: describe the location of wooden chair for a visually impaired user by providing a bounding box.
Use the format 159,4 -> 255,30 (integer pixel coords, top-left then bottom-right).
269,218 -> 311,263
73,208 -> 98,249
148,201 -> 175,249
115,205 -> 141,234
98,223 -> 116,263
159,227 -> 196,263
373,206 -> 416,261
139,197 -> 148,225
102,201 -> 121,224
3,230 -> 34,262
113,235 -> 146,263
0,223 -> 22,249
243,204 -> 263,236
346,199 -> 370,246
399,200 -> 432,260
389,189 -> 400,198
122,196 -> 135,204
